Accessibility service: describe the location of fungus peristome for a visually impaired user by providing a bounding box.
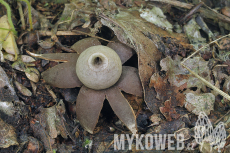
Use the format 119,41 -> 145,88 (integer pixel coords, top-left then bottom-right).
76,45 -> 122,90
28,38 -> 143,134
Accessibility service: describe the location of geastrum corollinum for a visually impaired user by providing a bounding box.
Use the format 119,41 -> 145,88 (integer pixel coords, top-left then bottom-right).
28,38 -> 143,134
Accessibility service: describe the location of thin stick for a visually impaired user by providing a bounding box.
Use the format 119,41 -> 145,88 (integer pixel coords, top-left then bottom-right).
150,0 -> 230,24
181,33 -> 230,64
181,33 -> 230,101
105,134 -> 120,151
17,2 -> 25,30
149,0 -> 193,9
214,110 -> 230,125
19,0 -> 33,31
39,30 -> 82,36
45,84 -> 57,102
181,63 -> 230,100
58,9 -> 77,25
72,30 -> 114,43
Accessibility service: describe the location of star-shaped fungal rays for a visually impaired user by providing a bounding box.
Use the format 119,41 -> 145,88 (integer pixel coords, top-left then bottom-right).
27,38 -> 143,134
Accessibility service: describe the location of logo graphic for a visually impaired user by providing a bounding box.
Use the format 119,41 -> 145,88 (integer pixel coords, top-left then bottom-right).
194,112 -> 226,152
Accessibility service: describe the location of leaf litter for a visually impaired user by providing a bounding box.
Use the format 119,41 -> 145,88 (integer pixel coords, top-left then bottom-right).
1,0 -> 230,152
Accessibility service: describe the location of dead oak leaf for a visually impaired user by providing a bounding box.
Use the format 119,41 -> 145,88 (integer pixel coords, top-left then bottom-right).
159,98 -> 180,121
149,72 -> 186,107
100,9 -> 193,113
151,55 -> 211,108
160,55 -> 211,92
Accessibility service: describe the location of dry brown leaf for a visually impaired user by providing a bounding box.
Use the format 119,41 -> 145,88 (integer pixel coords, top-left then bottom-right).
0,118 -> 18,148
0,66 -> 19,103
160,55 -> 211,92
100,10 -> 193,112
30,119 -> 55,152
33,102 -> 68,139
185,93 -> 215,115
149,73 -> 186,107
159,98 -> 181,121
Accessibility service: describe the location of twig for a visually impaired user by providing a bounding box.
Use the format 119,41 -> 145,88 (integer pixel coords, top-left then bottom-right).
150,0 -> 230,24
180,2 -> 203,23
105,134 -> 120,151
213,65 -> 228,68
51,34 -> 75,53
182,33 -> 230,64
149,0 -> 193,9
72,30 -> 114,43
39,30 -> 83,36
214,110 -> 230,125
45,84 -> 58,102
58,9 -> 77,25
181,63 -> 230,100
19,0 -> 33,31
181,33 -> 230,101
17,2 -> 25,30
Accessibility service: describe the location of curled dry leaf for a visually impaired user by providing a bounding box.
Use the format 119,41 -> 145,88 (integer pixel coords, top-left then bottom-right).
174,128 -> 191,141
0,118 -> 18,148
25,68 -> 40,83
100,9 -> 192,113
14,80 -> 32,96
0,15 -> 19,55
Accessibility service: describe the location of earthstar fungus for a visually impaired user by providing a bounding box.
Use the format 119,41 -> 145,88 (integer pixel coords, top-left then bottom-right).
29,38 -> 143,134
76,45 -> 122,90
